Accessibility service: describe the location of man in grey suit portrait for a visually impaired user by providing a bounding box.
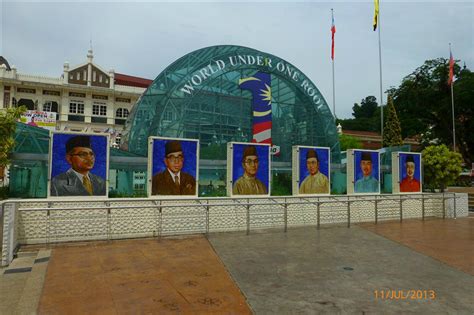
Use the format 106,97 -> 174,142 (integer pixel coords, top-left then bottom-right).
50,136 -> 106,196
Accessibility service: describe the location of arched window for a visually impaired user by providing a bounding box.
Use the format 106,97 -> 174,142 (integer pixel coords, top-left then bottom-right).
18,98 -> 35,110
116,108 -> 130,118
43,101 -> 59,112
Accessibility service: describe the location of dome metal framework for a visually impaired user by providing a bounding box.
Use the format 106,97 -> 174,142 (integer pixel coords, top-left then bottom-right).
122,45 -> 340,163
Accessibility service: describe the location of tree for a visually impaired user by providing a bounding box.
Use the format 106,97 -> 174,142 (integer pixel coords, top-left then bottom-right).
390,58 -> 473,164
422,145 -> 462,192
337,96 -> 383,132
382,95 -> 403,147
0,106 -> 26,167
352,96 -> 378,119
339,134 -> 362,151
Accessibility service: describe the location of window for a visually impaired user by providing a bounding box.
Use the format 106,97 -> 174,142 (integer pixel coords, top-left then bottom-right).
17,88 -> 36,94
92,94 -> 108,100
18,98 -> 35,110
43,101 -> 58,113
43,90 -> 60,96
93,71 -> 96,82
43,102 -> 51,112
69,92 -> 85,98
69,100 -> 84,114
76,72 -> 80,80
163,109 -> 174,121
83,70 -> 87,80
133,171 -> 146,191
99,75 -> 103,83
92,102 -> 107,116
116,108 -> 130,118
116,97 -> 131,103
115,134 -> 121,146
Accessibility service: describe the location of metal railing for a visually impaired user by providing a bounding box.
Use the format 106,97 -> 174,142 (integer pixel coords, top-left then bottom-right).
2,193 -> 458,245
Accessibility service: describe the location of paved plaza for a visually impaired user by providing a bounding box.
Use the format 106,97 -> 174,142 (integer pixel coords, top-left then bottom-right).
1,216 -> 473,314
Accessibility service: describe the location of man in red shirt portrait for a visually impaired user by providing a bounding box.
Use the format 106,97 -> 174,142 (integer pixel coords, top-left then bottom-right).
400,155 -> 421,192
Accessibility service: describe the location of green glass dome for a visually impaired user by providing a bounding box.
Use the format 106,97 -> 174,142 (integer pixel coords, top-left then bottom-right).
122,45 -> 340,163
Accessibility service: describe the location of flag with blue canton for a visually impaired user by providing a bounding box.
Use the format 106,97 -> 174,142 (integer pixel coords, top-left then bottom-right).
239,71 -> 272,144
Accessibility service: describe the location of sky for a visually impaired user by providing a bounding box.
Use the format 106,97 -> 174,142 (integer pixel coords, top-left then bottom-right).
1,0 -> 473,119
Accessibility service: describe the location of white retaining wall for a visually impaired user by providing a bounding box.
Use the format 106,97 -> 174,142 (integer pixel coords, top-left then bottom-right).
1,193 -> 469,266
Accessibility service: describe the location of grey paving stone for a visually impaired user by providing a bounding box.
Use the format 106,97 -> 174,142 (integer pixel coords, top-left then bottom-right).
209,226 -> 474,314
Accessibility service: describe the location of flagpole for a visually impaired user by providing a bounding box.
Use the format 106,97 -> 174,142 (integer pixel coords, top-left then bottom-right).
450,43 -> 456,151
331,8 -> 336,122
377,2 -> 384,144
451,82 -> 455,151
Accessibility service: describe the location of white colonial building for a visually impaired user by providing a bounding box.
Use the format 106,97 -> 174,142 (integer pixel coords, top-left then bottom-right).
0,50 -> 152,146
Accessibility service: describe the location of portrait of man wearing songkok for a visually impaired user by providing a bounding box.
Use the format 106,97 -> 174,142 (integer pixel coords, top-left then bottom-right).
299,148 -> 330,195
151,139 -> 197,196
232,144 -> 269,196
50,134 -> 107,197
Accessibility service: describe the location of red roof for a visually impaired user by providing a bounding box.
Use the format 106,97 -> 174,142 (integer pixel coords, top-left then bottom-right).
114,73 -> 153,88
343,130 -> 381,137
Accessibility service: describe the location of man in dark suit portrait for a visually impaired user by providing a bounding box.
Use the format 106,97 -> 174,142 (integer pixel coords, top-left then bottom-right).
50,136 -> 106,196
152,140 -> 196,195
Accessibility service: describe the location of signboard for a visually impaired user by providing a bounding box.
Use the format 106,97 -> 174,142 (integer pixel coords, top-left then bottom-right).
20,110 -> 57,131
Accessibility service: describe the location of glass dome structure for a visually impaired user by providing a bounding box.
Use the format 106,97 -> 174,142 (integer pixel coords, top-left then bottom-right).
122,45 -> 340,163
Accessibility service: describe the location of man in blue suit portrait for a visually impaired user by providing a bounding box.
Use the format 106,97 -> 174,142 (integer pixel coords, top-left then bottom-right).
354,151 -> 379,193
50,136 -> 106,196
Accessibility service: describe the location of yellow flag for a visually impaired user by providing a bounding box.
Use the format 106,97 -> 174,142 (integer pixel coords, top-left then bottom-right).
373,0 -> 379,31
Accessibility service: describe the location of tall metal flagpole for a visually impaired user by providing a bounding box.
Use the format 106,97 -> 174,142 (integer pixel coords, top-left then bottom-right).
450,43 -> 456,151
377,2 -> 384,142
451,81 -> 456,151
331,9 -> 336,121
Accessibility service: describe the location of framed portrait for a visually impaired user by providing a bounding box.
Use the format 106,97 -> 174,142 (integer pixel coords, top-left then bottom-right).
392,152 -> 422,194
227,142 -> 271,197
292,146 -> 331,196
48,131 -> 109,198
148,137 -> 199,197
347,149 -> 380,195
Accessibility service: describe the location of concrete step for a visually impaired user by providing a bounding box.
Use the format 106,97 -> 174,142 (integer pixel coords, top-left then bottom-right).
0,248 -> 51,315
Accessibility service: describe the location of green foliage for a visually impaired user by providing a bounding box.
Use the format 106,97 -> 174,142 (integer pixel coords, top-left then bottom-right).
0,186 -> 9,200
108,189 -> 147,198
422,145 -> 463,192
200,143 -> 226,160
0,106 -> 27,167
339,134 -> 363,151
390,58 -> 473,164
382,95 -> 403,147
353,96 -> 378,119
271,172 -> 292,196
337,96 -> 382,132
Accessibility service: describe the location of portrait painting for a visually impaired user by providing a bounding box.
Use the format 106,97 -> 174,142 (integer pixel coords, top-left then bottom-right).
148,137 -> 199,197
398,153 -> 422,193
49,132 -> 109,197
228,142 -> 270,197
353,150 -> 380,194
293,146 -> 330,195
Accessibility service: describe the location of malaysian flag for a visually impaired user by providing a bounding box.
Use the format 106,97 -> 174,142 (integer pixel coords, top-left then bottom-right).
331,11 -> 336,60
239,72 -> 272,144
448,48 -> 455,86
